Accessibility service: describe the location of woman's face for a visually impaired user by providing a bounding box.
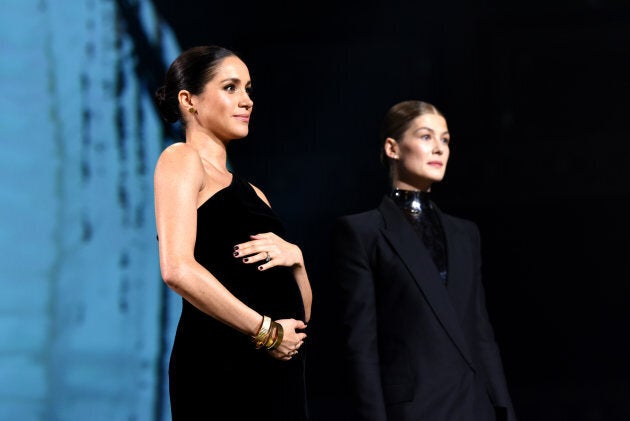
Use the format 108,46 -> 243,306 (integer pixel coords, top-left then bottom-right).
387,112 -> 450,191
191,56 -> 253,141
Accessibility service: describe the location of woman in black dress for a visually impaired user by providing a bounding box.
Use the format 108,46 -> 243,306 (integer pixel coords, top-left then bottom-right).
153,45 -> 312,420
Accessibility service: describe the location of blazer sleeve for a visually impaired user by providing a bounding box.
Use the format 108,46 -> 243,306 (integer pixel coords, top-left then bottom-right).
331,216 -> 388,421
469,221 -> 518,421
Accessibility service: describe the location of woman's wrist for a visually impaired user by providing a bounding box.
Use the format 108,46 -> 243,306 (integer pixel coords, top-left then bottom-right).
291,244 -> 304,269
251,315 -> 272,347
251,315 -> 283,350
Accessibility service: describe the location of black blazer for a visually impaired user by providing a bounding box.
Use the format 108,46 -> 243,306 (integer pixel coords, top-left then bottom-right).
331,195 -> 517,421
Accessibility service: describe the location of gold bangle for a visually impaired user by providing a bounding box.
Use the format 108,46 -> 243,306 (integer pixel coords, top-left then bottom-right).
267,321 -> 284,350
252,315 -> 272,349
263,323 -> 278,349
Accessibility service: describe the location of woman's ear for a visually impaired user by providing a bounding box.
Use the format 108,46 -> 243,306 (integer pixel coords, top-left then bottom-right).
384,137 -> 399,160
177,90 -> 193,110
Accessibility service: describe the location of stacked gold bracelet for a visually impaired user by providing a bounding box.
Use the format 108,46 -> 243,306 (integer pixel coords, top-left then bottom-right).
252,316 -> 272,349
252,315 -> 284,351
267,322 -> 283,351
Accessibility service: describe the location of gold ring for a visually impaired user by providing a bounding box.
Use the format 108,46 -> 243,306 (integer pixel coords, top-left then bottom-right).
265,252 -> 271,263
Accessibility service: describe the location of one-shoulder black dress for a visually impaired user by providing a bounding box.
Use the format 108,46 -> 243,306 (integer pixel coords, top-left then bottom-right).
168,174 -> 308,420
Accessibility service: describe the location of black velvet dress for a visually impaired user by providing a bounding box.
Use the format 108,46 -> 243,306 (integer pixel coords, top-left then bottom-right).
168,174 -> 308,420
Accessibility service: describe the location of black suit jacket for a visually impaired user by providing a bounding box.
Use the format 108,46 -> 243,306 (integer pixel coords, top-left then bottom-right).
331,195 -> 517,421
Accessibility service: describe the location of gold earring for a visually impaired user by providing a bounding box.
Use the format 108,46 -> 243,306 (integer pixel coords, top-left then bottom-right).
188,106 -> 196,114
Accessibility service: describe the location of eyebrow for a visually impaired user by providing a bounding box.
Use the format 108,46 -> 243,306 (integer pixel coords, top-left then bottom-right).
220,77 -> 251,86
416,127 -> 450,136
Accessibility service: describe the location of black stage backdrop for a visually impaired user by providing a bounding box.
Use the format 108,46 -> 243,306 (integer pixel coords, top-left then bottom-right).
151,1 -> 630,419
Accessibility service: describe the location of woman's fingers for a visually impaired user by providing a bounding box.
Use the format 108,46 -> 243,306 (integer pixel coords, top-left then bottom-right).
232,232 -> 299,270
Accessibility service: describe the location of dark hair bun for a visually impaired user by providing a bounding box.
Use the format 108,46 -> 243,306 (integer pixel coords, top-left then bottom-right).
154,85 -> 179,123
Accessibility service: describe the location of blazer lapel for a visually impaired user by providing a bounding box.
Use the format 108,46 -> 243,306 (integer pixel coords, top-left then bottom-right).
378,196 -> 476,370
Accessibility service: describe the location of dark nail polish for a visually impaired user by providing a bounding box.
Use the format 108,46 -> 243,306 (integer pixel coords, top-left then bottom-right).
233,251 -> 239,257
258,266 -> 263,271
243,258 -> 249,263
233,245 -> 239,250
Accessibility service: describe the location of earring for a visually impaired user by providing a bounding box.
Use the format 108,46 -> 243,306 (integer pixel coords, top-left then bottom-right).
393,155 -> 399,159
188,106 -> 196,114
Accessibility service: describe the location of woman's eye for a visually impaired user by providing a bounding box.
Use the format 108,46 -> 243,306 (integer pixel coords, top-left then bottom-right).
441,137 -> 450,144
421,134 -> 431,141
224,84 -> 236,92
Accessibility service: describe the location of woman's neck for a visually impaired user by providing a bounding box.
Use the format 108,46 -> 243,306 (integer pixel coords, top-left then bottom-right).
392,180 -> 432,192
187,133 -> 229,173
390,188 -> 432,214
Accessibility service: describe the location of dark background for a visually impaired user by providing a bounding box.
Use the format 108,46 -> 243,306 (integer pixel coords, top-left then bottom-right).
150,1 -> 630,419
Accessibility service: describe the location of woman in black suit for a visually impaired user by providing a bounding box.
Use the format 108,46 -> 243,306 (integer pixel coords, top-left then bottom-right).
331,100 -> 517,421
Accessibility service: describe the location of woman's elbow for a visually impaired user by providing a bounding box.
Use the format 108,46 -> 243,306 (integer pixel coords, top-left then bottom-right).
159,258 -> 188,290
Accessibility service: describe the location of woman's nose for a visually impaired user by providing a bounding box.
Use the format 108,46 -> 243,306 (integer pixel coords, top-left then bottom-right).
240,94 -> 253,109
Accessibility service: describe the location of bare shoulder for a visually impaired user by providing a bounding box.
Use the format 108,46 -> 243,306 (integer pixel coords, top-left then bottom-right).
157,142 -> 200,165
155,142 -> 203,175
248,182 -> 271,207
154,143 -> 206,197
